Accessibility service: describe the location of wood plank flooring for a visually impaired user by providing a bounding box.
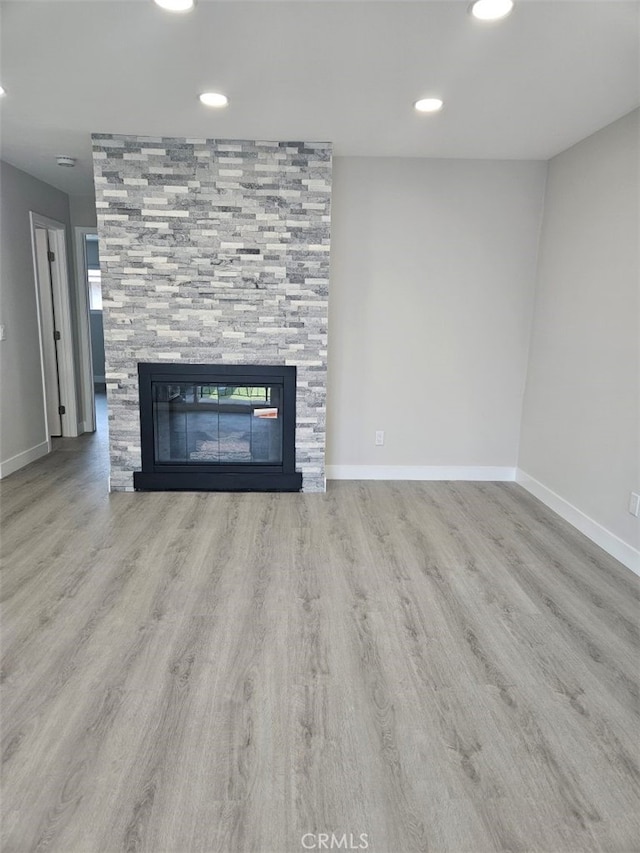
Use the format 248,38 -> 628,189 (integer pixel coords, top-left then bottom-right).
2,418 -> 639,852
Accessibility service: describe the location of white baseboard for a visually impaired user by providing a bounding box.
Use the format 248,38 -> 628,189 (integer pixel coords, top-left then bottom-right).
326,465 -> 516,482
0,440 -> 50,479
516,469 -> 640,576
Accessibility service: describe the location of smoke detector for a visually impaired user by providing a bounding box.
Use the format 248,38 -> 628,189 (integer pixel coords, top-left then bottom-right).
57,156 -> 76,167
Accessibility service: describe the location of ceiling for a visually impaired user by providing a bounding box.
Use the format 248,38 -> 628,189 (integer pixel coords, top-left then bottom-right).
0,0 -> 638,196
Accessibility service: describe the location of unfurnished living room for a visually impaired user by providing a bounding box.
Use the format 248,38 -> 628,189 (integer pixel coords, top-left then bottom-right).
0,1 -> 638,851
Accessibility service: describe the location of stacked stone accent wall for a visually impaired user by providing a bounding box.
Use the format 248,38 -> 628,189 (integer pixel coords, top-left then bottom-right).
91,135 -> 331,492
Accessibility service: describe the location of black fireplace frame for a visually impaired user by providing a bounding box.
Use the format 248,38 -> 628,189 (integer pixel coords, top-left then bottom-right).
133,363 -> 302,492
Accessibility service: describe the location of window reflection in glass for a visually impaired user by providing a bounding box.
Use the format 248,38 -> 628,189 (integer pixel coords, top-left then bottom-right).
152,382 -> 283,465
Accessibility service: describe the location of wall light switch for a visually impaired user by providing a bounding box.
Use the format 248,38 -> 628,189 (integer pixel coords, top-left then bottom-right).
375,430 -> 384,446
629,492 -> 640,518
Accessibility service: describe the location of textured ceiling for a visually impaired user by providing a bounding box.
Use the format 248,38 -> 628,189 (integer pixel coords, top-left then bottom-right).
0,0 -> 638,194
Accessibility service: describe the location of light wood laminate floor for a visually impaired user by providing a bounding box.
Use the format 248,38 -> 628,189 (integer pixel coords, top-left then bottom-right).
1,415 -> 639,852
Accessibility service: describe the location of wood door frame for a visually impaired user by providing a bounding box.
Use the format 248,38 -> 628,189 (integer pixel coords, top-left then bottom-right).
29,212 -> 79,440
74,226 -> 97,433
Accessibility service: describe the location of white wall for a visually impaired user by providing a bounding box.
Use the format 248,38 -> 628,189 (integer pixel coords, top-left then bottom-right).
327,156 -> 547,477
0,160 -> 74,474
69,193 -> 97,229
518,110 -> 639,567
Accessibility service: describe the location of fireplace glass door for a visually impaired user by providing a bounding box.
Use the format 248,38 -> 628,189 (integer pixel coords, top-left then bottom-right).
152,382 -> 283,466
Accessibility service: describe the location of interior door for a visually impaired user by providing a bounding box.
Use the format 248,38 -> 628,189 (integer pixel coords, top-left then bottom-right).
34,227 -> 62,436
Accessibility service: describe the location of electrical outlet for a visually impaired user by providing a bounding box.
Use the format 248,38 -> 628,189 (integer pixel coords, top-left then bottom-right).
629,492 -> 640,518
375,430 -> 384,446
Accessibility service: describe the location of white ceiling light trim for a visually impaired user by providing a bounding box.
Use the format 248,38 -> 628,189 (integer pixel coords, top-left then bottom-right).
199,92 -> 229,108
0,86 -> 5,97
154,0 -> 195,12
469,0 -> 514,22
414,98 -> 444,113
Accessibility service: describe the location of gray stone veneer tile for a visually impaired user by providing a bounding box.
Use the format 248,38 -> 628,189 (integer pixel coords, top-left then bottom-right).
92,135 -> 331,492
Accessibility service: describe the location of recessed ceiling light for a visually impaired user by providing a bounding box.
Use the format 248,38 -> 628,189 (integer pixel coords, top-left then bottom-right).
469,0 -> 514,21
0,86 -> 6,97
199,92 -> 229,108
154,0 -> 195,11
57,156 -> 76,168
414,98 -> 444,113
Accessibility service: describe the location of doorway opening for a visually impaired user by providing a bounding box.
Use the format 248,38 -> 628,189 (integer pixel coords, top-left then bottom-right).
74,228 -> 105,434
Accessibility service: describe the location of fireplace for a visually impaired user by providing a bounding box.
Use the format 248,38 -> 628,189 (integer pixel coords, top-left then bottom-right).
133,363 -> 302,492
